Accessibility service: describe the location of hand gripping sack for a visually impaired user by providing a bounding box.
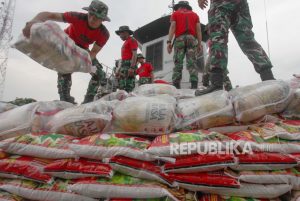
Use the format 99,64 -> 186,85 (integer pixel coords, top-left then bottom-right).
13,21 -> 95,74
230,80 -> 292,123
176,90 -> 234,130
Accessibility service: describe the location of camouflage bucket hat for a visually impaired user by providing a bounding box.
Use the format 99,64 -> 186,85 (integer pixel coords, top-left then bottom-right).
115,25 -> 134,35
174,1 -> 192,11
137,53 -> 145,59
83,0 -> 111,21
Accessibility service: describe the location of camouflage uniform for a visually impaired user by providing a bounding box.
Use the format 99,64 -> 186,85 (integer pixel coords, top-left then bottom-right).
118,60 -> 136,92
208,0 -> 273,73
138,77 -> 152,86
173,34 -> 199,86
57,73 -> 74,102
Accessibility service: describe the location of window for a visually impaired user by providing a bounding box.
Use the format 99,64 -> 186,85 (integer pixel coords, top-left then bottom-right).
146,41 -> 163,71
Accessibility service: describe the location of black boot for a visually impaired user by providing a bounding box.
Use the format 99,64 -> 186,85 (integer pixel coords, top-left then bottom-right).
202,74 -> 210,87
82,95 -> 95,104
195,68 -> 224,96
191,81 -> 198,89
173,82 -> 181,89
259,68 -> 275,81
60,94 -> 76,104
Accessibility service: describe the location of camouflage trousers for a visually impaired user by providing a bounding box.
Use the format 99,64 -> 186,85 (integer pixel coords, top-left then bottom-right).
118,60 -> 136,92
138,77 -> 152,86
57,59 -> 106,99
172,34 -> 199,84
203,55 -> 233,91
208,0 -> 273,73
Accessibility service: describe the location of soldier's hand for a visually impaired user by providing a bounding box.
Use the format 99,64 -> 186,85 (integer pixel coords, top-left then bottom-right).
198,0 -> 208,9
23,21 -> 36,38
167,43 -> 172,54
197,43 -> 203,54
128,68 -> 135,77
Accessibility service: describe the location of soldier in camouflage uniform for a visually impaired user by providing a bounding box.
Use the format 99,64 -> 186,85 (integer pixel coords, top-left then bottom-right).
115,26 -> 138,92
196,0 -> 275,96
167,1 -> 203,89
136,53 -> 154,86
23,0 -> 111,104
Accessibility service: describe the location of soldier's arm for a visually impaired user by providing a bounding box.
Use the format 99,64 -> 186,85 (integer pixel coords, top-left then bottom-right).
198,0 -> 209,9
130,50 -> 137,68
90,44 -> 103,60
167,21 -> 176,54
196,23 -> 203,52
23,12 -> 63,38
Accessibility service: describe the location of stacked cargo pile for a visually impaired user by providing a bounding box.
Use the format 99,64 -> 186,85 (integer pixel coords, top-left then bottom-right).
0,78 -> 300,201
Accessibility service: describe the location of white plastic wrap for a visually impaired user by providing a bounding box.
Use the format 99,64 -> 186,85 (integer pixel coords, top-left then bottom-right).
176,90 -> 235,130
283,89 -> 300,119
110,96 -> 177,135
133,84 -> 178,97
0,102 -> 17,113
49,100 -> 113,137
13,21 -> 95,74
230,80 -> 292,123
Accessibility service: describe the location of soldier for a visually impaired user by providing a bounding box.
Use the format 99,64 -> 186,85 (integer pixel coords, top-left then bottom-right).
22,0 -> 110,104
196,0 -> 275,96
115,26 -> 138,92
136,53 -> 154,86
167,1 -> 202,89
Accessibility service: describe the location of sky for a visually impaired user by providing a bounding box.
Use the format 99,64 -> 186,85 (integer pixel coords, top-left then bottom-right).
2,0 -> 300,102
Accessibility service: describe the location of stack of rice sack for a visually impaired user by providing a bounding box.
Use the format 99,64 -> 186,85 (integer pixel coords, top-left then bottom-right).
0,78 -> 299,200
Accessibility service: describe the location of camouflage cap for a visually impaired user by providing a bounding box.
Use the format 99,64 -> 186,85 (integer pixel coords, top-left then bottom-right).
174,1 -> 192,11
137,53 -> 145,59
83,0 -> 110,22
115,25 -> 134,35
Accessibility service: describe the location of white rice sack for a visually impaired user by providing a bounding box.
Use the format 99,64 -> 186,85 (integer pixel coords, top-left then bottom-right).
49,100 -> 113,138
206,183 -> 292,199
175,89 -> 196,99
111,96 -> 177,135
0,179 -> 97,201
69,173 -> 180,200
97,90 -> 128,101
13,21 -> 95,74
133,84 -> 178,97
235,170 -> 294,184
176,90 -> 234,129
31,101 -> 74,133
0,133 -> 76,159
0,102 -> 38,140
0,102 -> 17,113
283,89 -> 300,119
230,80 -> 292,123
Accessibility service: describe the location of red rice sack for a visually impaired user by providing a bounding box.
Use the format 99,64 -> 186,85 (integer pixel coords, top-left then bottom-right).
147,130 -> 233,157
111,96 -> 177,136
69,173 -> 180,200
109,156 -> 172,186
0,155 -> 52,183
230,80 -> 292,123
13,21 -> 95,74
0,133 -> 76,159
227,131 -> 300,154
44,158 -> 113,179
69,134 -> 170,162
176,91 -> 234,130
163,154 -> 237,173
49,100 -> 113,137
0,179 -> 97,201
231,152 -> 297,171
168,171 -> 240,192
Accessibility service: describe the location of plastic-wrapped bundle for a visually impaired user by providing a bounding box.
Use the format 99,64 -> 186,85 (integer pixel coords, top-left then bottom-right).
69,173 -> 181,200
0,102 -> 17,113
0,133 -> 76,159
0,190 -> 26,201
133,84 -> 178,97
198,194 -> 281,201
111,96 -> 177,135
176,90 -> 234,130
283,89 -> 300,119
49,100 -> 113,138
13,21 -> 95,74
0,179 -> 97,201
230,80 -> 292,123
96,90 -> 128,101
